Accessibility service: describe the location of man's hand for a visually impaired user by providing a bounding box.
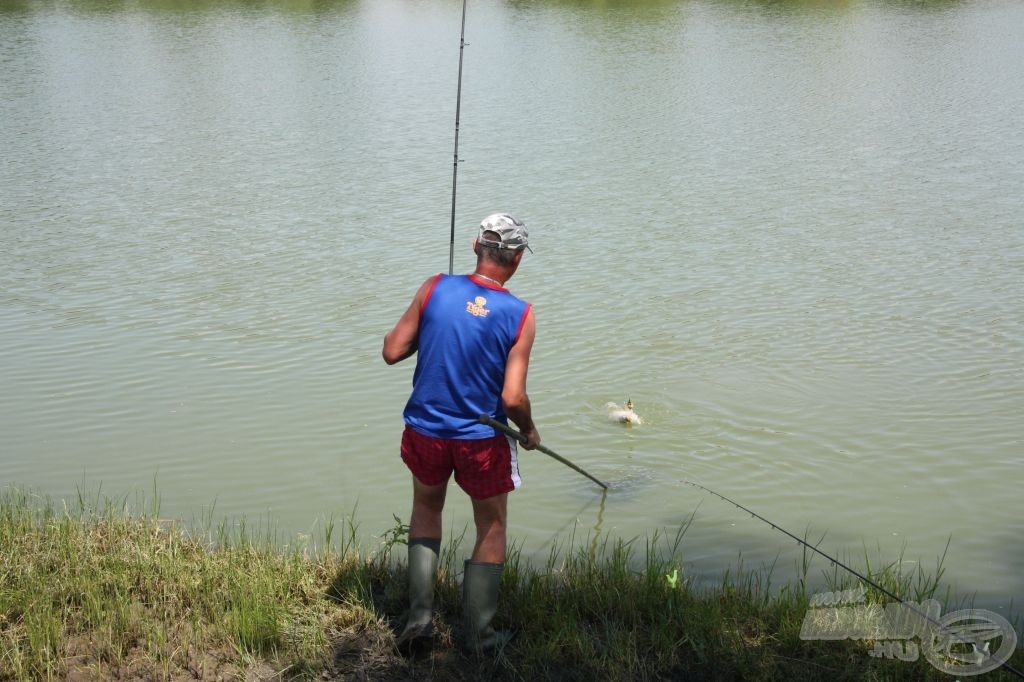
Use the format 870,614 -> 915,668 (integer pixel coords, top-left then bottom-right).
518,424 -> 541,450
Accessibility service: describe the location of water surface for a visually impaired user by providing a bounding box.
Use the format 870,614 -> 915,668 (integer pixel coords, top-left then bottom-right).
1,0 -> 1022,615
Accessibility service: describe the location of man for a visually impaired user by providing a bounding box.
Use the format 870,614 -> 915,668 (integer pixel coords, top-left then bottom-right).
382,213 -> 540,654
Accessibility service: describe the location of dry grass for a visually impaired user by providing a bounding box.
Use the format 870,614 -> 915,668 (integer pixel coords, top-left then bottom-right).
2,487 -> 1020,681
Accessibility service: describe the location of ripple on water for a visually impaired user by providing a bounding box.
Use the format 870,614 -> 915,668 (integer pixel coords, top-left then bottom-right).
1,0 -> 1022,614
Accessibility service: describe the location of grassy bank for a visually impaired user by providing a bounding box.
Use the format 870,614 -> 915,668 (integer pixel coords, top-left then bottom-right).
1,489 -> 1020,681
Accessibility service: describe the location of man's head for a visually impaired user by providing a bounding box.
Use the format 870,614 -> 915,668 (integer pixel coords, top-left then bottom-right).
474,213 -> 531,266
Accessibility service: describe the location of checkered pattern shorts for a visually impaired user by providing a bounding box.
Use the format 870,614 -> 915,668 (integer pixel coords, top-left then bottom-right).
400,426 -> 521,500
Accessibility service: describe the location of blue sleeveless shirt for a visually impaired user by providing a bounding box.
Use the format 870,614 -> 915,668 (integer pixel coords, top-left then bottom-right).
403,274 -> 531,439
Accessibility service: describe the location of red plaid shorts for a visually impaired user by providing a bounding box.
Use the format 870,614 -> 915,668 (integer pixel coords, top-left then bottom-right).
400,426 -> 521,500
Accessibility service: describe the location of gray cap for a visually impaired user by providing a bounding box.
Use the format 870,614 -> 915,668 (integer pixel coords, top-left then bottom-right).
478,213 -> 532,253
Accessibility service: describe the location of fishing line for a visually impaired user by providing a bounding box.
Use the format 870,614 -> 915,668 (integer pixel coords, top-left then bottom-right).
530,491 -> 605,560
479,415 -> 609,489
684,480 -> 1023,678
448,0 -> 468,275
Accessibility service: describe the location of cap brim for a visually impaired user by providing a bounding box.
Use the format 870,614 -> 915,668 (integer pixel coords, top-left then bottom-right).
479,238 -> 531,253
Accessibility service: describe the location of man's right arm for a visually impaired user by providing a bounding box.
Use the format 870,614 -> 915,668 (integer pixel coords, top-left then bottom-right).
382,277 -> 434,365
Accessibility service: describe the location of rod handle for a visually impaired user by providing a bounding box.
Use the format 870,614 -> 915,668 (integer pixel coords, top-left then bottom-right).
478,414 -> 609,490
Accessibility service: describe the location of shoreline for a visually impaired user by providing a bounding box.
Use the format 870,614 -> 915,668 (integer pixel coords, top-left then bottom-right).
2,489 -> 1020,680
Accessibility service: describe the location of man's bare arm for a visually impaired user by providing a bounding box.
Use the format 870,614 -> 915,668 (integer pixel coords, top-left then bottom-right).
501,308 -> 539,449
382,277 -> 434,365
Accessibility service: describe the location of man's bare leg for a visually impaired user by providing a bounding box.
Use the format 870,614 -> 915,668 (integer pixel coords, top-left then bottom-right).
469,492 -> 507,563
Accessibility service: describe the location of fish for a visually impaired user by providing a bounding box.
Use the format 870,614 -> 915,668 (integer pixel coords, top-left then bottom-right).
605,399 -> 642,425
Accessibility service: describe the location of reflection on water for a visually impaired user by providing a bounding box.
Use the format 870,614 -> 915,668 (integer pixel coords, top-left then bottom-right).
1,0 -> 1022,614
1,0 -> 358,13
0,0 -> 975,16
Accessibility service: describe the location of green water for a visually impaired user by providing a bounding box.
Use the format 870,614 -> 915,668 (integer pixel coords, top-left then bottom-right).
1,0 -> 1022,615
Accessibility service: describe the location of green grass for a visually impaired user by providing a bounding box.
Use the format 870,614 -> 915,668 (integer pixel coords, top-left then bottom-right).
1,487 -> 1020,681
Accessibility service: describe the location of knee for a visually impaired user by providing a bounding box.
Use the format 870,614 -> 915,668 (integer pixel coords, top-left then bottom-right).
415,493 -> 446,514
412,500 -> 444,523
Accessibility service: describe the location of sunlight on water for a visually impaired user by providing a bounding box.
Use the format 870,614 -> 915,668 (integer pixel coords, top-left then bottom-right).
1,0 -> 1022,614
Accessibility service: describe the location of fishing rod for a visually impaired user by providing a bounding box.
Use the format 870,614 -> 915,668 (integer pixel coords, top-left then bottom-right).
448,0 -> 468,275
479,415 -> 609,490
684,480 -> 1023,678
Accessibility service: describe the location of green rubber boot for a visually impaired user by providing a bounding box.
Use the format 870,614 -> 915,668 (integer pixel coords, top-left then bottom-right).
396,538 -> 440,655
461,560 -> 512,654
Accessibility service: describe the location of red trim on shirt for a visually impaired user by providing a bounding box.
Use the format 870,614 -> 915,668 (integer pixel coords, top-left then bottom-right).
421,273 -> 443,310
513,302 -> 532,344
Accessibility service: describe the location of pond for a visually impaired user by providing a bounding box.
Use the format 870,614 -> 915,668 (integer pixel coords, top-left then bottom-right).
1,0 -> 1021,616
